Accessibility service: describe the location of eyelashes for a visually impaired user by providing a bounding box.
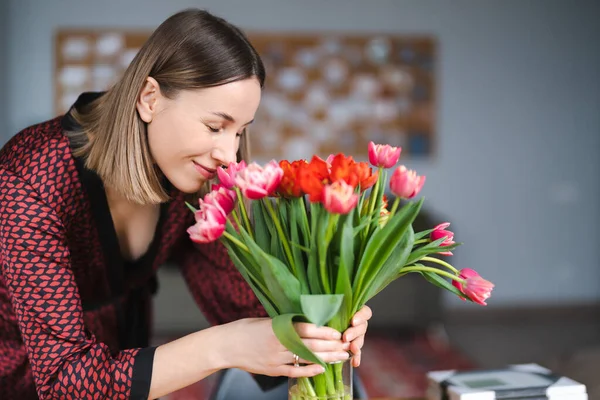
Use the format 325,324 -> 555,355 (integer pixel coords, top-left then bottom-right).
206,124 -> 243,137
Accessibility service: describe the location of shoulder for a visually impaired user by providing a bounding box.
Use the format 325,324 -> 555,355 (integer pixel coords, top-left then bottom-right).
0,117 -> 78,204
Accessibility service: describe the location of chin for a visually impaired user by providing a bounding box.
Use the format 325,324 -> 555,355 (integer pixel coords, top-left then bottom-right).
170,175 -> 206,195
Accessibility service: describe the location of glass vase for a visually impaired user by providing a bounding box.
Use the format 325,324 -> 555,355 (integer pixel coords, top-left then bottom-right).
288,358 -> 353,400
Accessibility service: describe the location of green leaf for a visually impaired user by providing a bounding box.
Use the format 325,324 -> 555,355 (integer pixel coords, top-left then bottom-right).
307,202 -> 323,294
300,294 -> 345,327
239,228 -> 301,313
361,225 -> 414,305
296,197 -> 311,246
272,314 -> 325,367
288,200 -> 309,292
417,269 -> 467,299
339,212 -> 356,275
289,241 -> 310,253
185,201 -> 197,213
316,210 -> 331,293
222,240 -> 279,316
332,213 -> 355,330
413,228 -> 434,241
223,221 -> 262,281
251,200 -> 270,251
407,238 -> 462,265
352,199 -> 423,301
352,219 -> 371,237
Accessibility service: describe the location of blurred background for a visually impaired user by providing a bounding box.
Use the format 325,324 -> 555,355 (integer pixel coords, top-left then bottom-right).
0,0 -> 598,398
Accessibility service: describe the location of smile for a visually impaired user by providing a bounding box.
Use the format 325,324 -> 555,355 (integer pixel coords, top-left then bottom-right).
193,161 -> 216,179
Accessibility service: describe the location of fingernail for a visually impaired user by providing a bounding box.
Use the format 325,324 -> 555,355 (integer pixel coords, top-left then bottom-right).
353,318 -> 361,325
332,331 -> 342,339
339,352 -> 350,360
342,342 -> 350,350
320,366 -> 326,373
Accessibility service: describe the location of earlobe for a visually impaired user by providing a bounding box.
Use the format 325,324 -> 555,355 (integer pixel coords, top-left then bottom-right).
136,77 -> 161,123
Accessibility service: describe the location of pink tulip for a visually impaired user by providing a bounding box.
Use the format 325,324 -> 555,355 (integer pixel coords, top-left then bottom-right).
322,180 -> 359,214
368,141 -> 401,168
203,184 -> 237,215
452,268 -> 494,306
430,222 -> 455,256
187,203 -> 227,243
389,165 -> 426,199
235,160 -> 284,200
217,161 -> 247,189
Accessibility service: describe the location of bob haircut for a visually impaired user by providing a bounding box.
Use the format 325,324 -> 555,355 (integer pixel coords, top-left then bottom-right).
67,8 -> 266,204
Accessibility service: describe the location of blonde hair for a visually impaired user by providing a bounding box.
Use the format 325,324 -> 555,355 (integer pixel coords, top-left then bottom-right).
67,9 -> 264,204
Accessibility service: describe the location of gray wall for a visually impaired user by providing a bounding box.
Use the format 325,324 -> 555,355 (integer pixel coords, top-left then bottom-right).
3,0 -> 599,309
0,0 -> 8,138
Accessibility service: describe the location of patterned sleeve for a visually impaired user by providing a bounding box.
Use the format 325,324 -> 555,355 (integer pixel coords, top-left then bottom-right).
0,168 -> 154,400
173,223 -> 267,326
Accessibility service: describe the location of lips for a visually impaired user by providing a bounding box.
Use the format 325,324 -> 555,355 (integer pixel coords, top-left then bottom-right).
193,161 -> 216,179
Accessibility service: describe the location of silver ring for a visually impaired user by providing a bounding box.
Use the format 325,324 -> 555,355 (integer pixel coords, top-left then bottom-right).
293,353 -> 300,367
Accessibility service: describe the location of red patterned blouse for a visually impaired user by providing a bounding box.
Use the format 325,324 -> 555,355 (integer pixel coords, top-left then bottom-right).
0,93 -> 267,399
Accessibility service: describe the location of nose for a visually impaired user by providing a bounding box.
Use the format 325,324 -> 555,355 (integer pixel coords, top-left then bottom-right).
211,134 -> 239,167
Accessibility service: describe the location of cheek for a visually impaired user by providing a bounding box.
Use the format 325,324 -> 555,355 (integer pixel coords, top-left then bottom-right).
147,118 -> 213,165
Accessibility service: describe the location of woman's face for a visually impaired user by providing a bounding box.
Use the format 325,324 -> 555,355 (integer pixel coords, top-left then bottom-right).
139,77 -> 261,193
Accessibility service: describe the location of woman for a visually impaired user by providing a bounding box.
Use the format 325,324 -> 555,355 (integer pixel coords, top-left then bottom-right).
0,8 -> 371,400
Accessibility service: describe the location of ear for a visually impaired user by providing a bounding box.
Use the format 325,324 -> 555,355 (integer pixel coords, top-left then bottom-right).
136,77 -> 161,123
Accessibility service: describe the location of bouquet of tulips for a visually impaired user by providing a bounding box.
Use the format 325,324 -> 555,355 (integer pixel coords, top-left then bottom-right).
187,142 -> 494,399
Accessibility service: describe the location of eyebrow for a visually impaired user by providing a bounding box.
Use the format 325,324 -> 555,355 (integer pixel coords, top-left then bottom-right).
211,112 -> 254,126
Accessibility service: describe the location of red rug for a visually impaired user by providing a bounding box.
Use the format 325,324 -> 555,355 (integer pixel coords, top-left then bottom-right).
160,331 -> 476,399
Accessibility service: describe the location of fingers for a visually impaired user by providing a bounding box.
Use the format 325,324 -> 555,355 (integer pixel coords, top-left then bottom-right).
352,351 -> 361,367
351,305 -> 373,326
350,334 -> 364,354
302,338 -> 349,353
295,323 -> 342,340
349,337 -> 363,367
277,364 -> 325,378
342,320 -> 367,343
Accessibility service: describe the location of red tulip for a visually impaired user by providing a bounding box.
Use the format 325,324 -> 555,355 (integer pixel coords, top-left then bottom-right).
204,184 -> 237,215
430,222 -> 455,256
322,180 -> 358,215
235,160 -> 283,200
368,141 -> 401,168
217,161 -> 247,189
278,160 -> 306,198
187,203 -> 227,243
389,166 -> 425,199
452,268 -> 494,306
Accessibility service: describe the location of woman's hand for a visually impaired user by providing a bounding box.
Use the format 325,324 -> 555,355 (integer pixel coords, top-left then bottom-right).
222,318 -> 350,378
342,305 -> 372,367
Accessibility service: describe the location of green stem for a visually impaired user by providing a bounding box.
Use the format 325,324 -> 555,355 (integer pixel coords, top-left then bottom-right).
297,377 -> 317,397
334,361 -> 345,394
401,265 -> 465,283
366,167 -> 383,218
263,198 -> 297,276
421,256 -> 459,274
325,365 -> 336,395
389,196 -> 401,217
314,373 -> 327,397
297,197 -> 310,234
222,231 -> 249,252
234,188 -> 253,238
319,215 -> 335,293
230,209 -> 243,233
413,238 -> 429,245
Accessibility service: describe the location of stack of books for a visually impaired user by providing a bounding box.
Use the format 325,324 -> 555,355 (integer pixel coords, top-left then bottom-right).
426,363 -> 587,400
